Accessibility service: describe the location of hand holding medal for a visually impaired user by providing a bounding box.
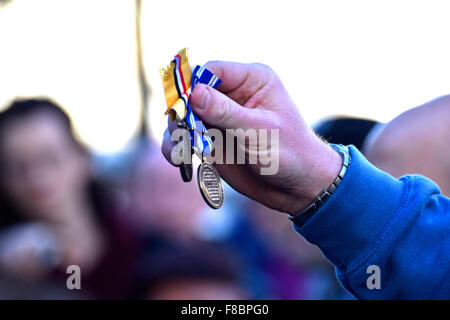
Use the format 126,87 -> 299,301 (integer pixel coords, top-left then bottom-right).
160,49 -> 225,209
162,59 -> 342,215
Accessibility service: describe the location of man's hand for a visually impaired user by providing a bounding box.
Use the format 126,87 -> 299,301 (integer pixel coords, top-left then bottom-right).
162,61 -> 342,214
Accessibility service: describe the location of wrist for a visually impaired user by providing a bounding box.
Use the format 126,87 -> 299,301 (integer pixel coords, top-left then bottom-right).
287,142 -> 343,215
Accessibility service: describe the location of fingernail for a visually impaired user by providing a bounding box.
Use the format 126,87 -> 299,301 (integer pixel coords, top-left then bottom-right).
192,85 -> 208,111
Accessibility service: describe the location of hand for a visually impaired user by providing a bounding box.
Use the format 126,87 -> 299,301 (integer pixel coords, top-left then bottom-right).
0,223 -> 61,281
162,61 -> 342,214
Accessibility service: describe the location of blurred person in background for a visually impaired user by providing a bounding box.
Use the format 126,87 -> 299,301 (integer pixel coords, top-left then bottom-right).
127,147 -> 349,299
126,148 -> 264,298
314,96 -> 450,197
126,146 -> 212,242
364,95 -> 450,197
0,98 -> 139,299
135,243 -> 248,300
314,117 -> 379,152
243,201 -> 351,299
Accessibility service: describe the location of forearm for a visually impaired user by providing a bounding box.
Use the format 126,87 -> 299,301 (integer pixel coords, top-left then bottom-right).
293,145 -> 450,299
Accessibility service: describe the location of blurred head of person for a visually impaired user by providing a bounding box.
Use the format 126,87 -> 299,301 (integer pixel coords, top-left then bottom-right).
136,243 -> 248,300
365,95 -> 450,196
127,147 -> 209,240
0,99 -> 139,299
0,98 -> 90,224
313,116 -> 380,152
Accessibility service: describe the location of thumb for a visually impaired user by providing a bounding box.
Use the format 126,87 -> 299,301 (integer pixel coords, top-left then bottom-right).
190,84 -> 257,129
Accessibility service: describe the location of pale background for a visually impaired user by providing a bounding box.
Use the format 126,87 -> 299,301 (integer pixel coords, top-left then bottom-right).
1,0 -> 449,154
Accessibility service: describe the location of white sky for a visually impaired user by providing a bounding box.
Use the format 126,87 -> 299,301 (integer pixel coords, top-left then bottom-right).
1,0 -> 450,154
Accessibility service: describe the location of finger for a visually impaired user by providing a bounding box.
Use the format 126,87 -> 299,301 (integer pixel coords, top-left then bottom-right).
190,83 -> 265,130
203,61 -> 273,106
161,128 -> 179,167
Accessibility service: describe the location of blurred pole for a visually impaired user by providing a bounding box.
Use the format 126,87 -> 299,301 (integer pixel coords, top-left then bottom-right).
0,0 -> 12,7
135,0 -> 152,142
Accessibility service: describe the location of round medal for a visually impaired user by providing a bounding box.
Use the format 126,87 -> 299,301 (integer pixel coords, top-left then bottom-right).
197,162 -> 224,209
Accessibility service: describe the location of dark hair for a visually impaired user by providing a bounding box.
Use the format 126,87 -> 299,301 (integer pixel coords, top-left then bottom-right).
0,98 -> 106,227
314,117 -> 379,150
0,98 -> 85,153
134,240 -> 244,299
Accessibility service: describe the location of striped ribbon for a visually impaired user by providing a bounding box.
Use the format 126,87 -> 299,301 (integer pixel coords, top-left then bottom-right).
186,65 -> 222,156
172,54 -> 190,112
171,56 -> 222,156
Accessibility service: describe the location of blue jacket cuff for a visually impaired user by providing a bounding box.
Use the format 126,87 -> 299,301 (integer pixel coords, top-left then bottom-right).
293,145 -> 407,269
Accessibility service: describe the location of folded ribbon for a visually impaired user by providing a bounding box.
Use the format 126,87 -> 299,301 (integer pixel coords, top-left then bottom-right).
187,65 -> 222,156
160,48 -> 191,121
160,49 -> 222,157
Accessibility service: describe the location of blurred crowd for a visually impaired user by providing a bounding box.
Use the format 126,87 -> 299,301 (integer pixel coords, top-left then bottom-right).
0,98 -> 353,299
3,94 -> 447,300
0,96 -> 450,299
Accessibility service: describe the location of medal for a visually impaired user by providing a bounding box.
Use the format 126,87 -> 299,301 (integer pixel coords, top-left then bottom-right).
160,48 -> 225,209
180,162 -> 193,183
197,162 -> 224,209
177,119 -> 193,182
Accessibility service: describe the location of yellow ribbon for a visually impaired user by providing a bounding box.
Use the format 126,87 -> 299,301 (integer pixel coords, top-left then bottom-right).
160,48 -> 192,121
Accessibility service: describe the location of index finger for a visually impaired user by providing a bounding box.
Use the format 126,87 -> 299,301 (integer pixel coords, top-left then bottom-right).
202,61 -> 273,105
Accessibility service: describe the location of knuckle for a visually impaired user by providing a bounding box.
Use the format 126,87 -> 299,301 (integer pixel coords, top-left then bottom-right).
218,98 -> 233,127
203,61 -> 223,77
252,62 -> 273,74
252,62 -> 279,83
204,60 -> 220,68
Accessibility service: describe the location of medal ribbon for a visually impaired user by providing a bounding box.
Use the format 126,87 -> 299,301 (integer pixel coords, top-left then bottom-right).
160,48 -> 192,121
161,49 -> 222,157
186,65 -> 222,156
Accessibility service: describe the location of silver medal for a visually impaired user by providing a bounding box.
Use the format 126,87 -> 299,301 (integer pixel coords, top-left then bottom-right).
197,162 -> 224,209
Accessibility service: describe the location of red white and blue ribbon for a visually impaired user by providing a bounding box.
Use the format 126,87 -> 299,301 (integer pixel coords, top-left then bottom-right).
172,54 -> 190,110
171,57 -> 222,157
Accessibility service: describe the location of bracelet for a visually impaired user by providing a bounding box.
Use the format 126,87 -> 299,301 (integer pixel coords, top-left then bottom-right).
288,144 -> 351,227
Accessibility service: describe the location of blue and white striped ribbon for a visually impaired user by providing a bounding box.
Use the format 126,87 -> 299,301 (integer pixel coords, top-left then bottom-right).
186,65 -> 222,156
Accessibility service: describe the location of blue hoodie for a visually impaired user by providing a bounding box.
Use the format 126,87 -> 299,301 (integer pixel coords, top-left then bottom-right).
294,145 -> 450,299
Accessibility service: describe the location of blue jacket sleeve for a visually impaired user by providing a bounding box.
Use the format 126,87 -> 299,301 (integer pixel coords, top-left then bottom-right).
294,145 -> 450,299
